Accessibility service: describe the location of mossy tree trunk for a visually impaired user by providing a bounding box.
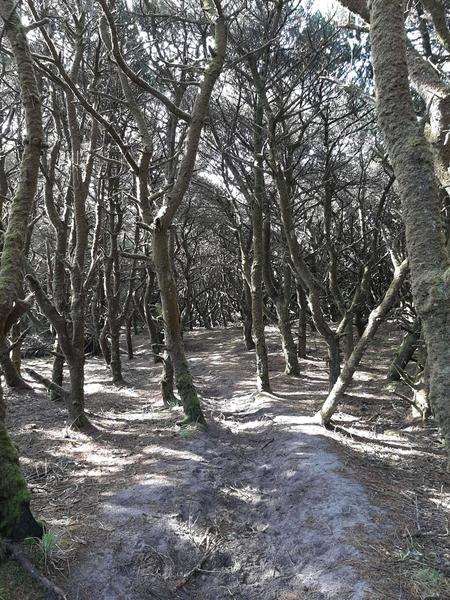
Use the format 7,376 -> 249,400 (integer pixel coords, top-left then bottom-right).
153,228 -> 204,422
0,406 -> 43,541
370,0 -> 450,465
0,338 -> 30,390
161,350 -> 177,407
150,9 -> 226,422
0,0 -> 44,540
0,242 -> 34,390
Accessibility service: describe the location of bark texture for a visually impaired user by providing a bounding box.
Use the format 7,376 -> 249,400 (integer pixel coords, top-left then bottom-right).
151,9 -> 226,423
370,0 -> 450,462
318,259 -> 409,422
387,317 -> 421,381
250,103 -> 271,391
0,0 -> 44,539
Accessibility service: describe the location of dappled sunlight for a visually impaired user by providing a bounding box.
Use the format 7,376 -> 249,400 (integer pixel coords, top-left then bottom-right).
220,484 -> 263,505
85,383 -> 139,397
6,324 -> 448,600
275,389 -> 327,398
139,445 -> 206,463
273,414 -> 322,428
1,0 -> 447,596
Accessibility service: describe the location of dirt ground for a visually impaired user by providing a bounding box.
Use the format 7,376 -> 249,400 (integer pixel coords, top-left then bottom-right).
2,325 -> 449,599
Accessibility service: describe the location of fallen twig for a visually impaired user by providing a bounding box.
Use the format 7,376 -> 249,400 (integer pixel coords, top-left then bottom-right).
393,390 -> 424,415
5,541 -> 67,599
261,437 -> 274,450
173,549 -> 213,591
174,525 -> 217,591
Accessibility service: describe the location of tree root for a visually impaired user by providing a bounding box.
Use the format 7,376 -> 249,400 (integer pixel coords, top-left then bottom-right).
176,415 -> 207,428
4,541 -> 67,599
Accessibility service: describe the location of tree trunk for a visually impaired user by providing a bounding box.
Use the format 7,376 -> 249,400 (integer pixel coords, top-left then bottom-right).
99,321 -> 111,366
0,0 -> 44,540
342,322 -> 354,362
412,359 -> 431,420
327,337 -> 342,392
251,103 -> 271,392
161,350 -> 177,407
68,357 -> 90,429
370,0 -> 450,464
248,48 -> 337,387
261,182 -> 300,376
387,318 -> 421,381
241,281 -> 255,350
270,148 -> 340,389
109,321 -> 124,385
126,317 -> 133,360
275,299 -> 299,376
0,339 -> 30,390
153,228 -> 205,424
143,270 -> 163,364
318,259 -> 409,423
11,322 -> 21,373
0,387 -> 43,540
133,311 -> 139,335
50,339 -> 64,402
149,9 -> 225,422
296,284 -> 307,359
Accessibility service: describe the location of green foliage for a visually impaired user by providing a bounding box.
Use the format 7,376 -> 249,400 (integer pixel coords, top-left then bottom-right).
165,397 -> 179,408
25,527 -> 59,575
177,428 -> 195,438
399,536 -> 450,598
417,566 -> 447,590
38,530 -> 58,573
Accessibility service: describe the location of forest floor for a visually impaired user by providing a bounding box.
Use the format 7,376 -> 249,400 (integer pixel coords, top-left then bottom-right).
1,325 -> 449,600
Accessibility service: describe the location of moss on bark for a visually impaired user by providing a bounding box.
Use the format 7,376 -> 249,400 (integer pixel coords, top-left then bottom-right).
176,371 -> 206,425
0,425 -> 30,537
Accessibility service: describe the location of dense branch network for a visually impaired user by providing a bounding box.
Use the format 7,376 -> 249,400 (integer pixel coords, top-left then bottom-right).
0,0 -> 448,544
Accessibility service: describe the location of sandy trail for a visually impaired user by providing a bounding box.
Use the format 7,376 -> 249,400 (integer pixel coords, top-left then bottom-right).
64,327 -> 382,600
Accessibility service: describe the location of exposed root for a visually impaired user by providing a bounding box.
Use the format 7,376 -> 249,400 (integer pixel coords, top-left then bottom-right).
4,541 -> 67,599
